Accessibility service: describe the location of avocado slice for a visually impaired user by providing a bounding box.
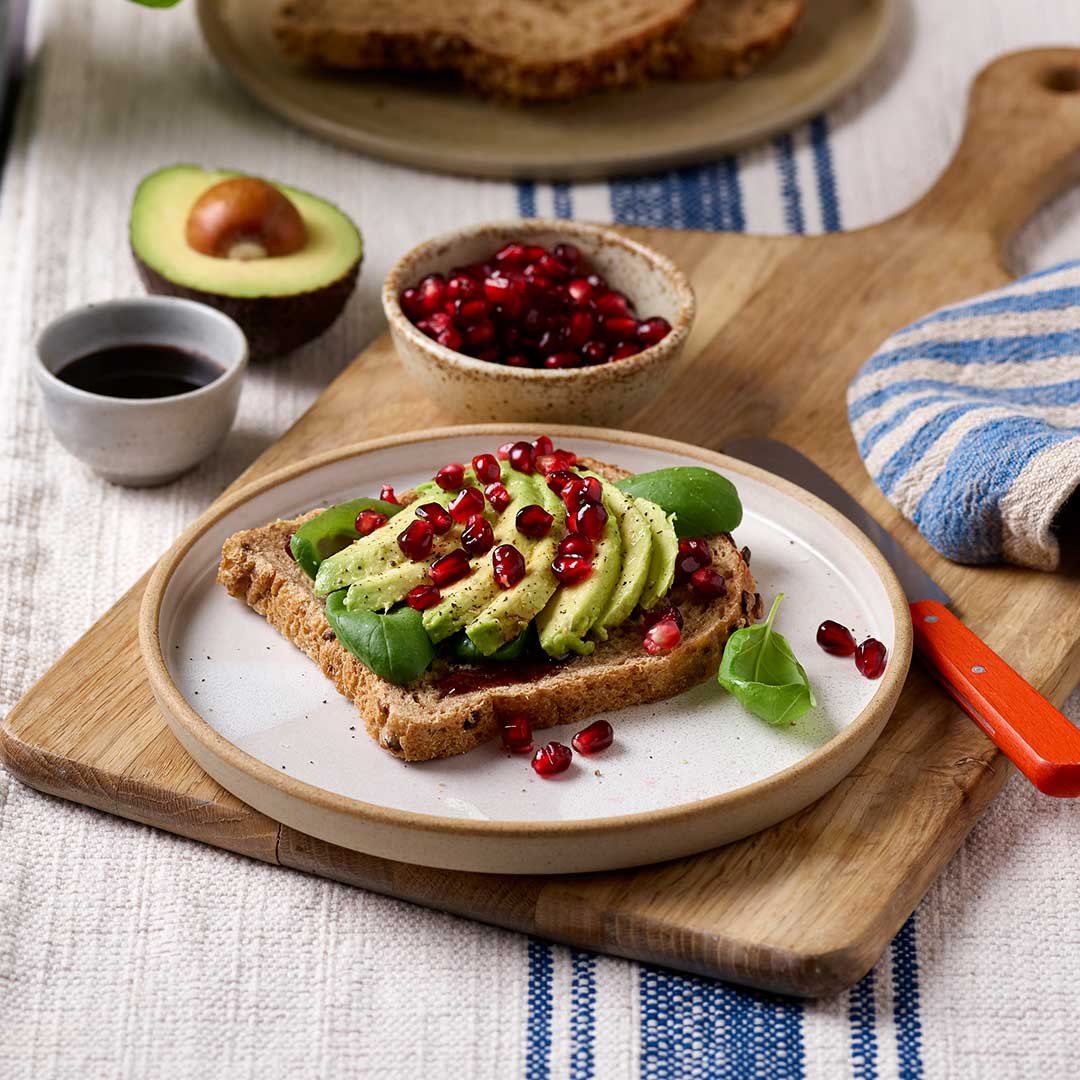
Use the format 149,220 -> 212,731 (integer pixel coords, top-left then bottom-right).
130,165 -> 362,361
535,485 -> 623,659
635,497 -> 678,610
592,485 -> 653,642
422,469 -> 539,644
466,478 -> 565,657
290,497 -> 403,580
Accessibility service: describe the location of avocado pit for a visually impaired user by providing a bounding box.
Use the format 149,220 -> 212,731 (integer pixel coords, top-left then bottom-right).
185,177 -> 308,261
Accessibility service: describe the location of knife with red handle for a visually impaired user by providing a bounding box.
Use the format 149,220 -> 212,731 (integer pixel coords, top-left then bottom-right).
725,438 -> 1080,797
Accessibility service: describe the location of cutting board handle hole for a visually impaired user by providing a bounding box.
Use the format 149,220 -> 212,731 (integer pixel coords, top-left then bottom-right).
1043,66 -> 1080,93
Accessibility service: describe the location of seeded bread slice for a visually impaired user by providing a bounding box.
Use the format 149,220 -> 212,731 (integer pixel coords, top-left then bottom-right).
272,0 -> 698,102
217,461 -> 761,762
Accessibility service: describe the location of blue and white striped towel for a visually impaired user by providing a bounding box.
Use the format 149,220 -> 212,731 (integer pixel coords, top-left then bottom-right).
848,261 -> 1080,570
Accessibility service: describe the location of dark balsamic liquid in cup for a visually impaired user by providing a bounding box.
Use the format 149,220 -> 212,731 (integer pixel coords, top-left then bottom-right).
55,344 -> 224,399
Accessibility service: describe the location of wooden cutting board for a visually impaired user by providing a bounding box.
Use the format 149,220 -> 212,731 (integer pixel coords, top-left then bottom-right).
4,50 -> 1080,998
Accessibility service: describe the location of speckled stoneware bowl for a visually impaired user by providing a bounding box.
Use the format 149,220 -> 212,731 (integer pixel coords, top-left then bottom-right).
382,220 -> 695,425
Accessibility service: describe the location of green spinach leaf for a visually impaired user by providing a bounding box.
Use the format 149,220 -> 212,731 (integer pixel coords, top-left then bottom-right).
615,467 -> 742,537
325,592 -> 434,685
717,594 -> 815,725
290,497 -> 404,579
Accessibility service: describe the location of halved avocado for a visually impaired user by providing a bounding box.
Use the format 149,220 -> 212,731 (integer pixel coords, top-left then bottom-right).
130,165 -> 362,360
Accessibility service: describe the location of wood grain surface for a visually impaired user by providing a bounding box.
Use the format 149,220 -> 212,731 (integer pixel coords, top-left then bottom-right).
4,49 -> 1080,997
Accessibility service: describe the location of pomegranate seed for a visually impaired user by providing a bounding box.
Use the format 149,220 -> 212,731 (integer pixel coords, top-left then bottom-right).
534,454 -> 559,475
546,469 -> 578,495
586,272 -> 608,290
817,620 -> 856,656
446,274 -> 481,302
496,292 -> 525,320
572,719 -> 613,755
448,486 -> 485,522
567,278 -> 593,305
551,553 -> 592,584
472,453 -> 501,484
436,327 -> 463,352
680,538 -> 711,560
644,618 -> 681,655
426,311 -> 453,335
415,502 -> 453,534
532,741 -> 573,777
674,539 -> 712,582
536,253 -> 570,280
494,242 -> 529,268
500,713 -> 533,754
429,549 -> 472,588
522,307 -> 547,337
637,316 -> 671,347
380,484 -> 399,504
483,275 -> 514,304
690,568 -> 726,601
553,448 -> 578,467
643,603 -> 683,631
594,291 -> 632,318
560,476 -> 587,516
461,514 -> 495,556
579,476 -> 603,505
516,504 -> 554,538
399,287 -> 424,319
485,482 -> 511,511
565,310 -> 595,347
523,245 -> 547,264
406,584 -> 441,611
455,298 -> 489,325
496,441 -> 515,460
536,328 -> 562,354
544,352 -> 582,369
532,435 -> 554,457
355,509 -> 388,536
558,534 -> 594,558
505,353 -> 531,368
573,502 -> 608,540
492,544 -> 526,588
465,319 -> 496,348
508,441 -> 535,473
397,518 -> 434,561
610,342 -> 642,361
855,637 -> 888,679
602,315 -> 638,342
417,274 -> 447,314
553,243 -> 582,269
435,462 -> 466,491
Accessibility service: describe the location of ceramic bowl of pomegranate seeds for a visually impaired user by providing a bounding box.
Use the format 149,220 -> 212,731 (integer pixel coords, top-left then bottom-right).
383,220 -> 695,425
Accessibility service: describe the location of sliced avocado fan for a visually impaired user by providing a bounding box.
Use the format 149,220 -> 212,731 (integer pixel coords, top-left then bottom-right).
635,497 -> 678,610
592,484 -> 653,642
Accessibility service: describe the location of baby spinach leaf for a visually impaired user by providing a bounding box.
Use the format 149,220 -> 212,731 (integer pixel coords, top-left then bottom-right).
290,497 -> 403,579
451,627 -> 531,663
615,467 -> 742,537
717,594 -> 816,726
325,592 -> 434,685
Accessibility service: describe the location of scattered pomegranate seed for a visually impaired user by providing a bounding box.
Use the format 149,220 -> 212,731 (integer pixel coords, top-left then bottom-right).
579,476 -> 603,505
461,514 -> 495,556
508,441 -> 535,474
553,447 -> 578,467
572,502 -> 608,541
644,618 -> 682,655
500,713 -> 534,754
532,435 -> 554,457
397,518 -> 434,561
448,486 -> 485,523
415,502 -> 453,534
516,504 -> 554,538
380,484 -> 398,504
546,469 -> 578,496
532,741 -> 573,777
406,584 -> 441,611
643,603 -> 683,631
572,719 -> 613,755
551,553 -> 592,584
637,316 -> 672,347
435,462 -> 466,491
429,549 -> 472,588
674,538 -> 712,582
492,544 -> 526,589
496,441 -> 515,460
484,482 -> 511,512
690,568 -> 726,601
472,453 -> 501,484
855,637 -> 888,679
355,510 -> 388,536
558,534 -> 594,559
817,620 -> 857,656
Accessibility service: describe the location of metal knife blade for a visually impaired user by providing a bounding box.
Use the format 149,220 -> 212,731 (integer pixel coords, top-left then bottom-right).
722,437 -> 951,606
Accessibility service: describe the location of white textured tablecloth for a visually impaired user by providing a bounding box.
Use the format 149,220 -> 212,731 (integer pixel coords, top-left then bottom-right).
3,2 -> 1080,1077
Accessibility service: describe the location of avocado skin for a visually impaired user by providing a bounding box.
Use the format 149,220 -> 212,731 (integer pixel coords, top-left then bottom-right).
134,254 -> 360,362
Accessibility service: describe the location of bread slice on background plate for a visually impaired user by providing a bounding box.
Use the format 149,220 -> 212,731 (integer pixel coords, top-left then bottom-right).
217,460 -> 761,762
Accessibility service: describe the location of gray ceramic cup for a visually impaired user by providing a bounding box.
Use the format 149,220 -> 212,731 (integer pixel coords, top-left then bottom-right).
35,297 -> 247,487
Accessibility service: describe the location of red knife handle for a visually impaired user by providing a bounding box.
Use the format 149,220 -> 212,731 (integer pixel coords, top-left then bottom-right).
910,600 -> 1080,797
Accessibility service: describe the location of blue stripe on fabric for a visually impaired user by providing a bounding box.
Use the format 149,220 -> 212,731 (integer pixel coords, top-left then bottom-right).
848,970 -> 879,1080
638,967 -> 805,1079
609,160 -> 744,231
906,284 -> 1080,331
890,916 -> 924,1080
774,133 -> 805,234
873,402 -> 982,495
553,182 -> 573,219
525,939 -> 554,1080
810,116 -> 841,232
517,182 -> 537,218
912,416 -> 1073,562
569,951 -> 597,1080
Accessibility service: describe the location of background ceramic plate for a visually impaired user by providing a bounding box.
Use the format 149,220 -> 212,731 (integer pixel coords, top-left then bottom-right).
142,426 -> 911,873
197,0 -> 895,180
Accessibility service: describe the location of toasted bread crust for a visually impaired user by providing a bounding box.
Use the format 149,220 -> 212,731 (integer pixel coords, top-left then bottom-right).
217,461 -> 761,761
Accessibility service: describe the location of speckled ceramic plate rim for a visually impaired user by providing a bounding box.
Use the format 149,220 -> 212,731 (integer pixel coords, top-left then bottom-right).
140,424 -> 912,859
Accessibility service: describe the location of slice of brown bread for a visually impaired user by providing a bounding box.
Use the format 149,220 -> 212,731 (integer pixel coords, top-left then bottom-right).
272,0 -> 698,102
217,461 -> 761,762
655,0 -> 803,81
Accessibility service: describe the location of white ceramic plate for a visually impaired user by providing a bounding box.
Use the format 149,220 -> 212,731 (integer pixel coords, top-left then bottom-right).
141,426 -> 911,873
